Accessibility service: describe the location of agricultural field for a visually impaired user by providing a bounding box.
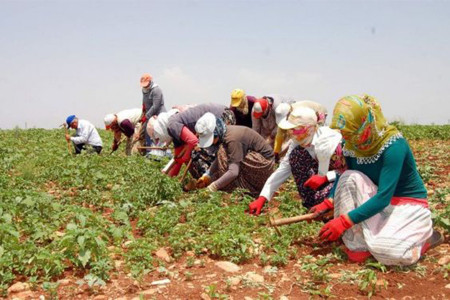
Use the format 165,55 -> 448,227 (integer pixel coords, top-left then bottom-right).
0,125 -> 449,299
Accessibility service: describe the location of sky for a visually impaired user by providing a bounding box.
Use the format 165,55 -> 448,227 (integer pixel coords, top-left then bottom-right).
1,0 -> 449,129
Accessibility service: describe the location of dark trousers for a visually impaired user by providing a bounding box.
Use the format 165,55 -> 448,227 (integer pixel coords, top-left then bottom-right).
73,143 -> 102,154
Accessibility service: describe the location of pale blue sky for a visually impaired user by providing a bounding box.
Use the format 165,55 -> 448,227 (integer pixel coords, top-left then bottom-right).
1,0 -> 449,129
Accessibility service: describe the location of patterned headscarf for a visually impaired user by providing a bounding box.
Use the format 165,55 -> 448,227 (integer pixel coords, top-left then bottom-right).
331,94 -> 400,161
214,117 -> 227,143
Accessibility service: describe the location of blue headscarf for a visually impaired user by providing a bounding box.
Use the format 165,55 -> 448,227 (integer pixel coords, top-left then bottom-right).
214,118 -> 227,143
66,115 -> 76,126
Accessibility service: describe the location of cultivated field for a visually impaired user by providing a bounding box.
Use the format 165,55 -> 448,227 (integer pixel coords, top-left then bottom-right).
0,125 -> 449,299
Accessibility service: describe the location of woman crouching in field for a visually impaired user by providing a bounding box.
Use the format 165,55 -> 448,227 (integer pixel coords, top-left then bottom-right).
247,105 -> 346,215
316,94 -> 441,265
194,113 -> 275,196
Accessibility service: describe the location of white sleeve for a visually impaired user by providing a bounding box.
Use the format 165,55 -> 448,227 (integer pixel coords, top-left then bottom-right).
70,123 -> 89,144
259,142 -> 295,200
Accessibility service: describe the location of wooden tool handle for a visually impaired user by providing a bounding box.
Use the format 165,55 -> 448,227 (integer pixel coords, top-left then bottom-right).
179,158 -> 193,183
270,213 -> 318,226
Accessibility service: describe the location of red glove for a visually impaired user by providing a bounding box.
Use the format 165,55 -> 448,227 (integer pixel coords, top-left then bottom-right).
248,196 -> 267,216
309,198 -> 334,215
319,215 -> 353,241
304,175 -> 328,190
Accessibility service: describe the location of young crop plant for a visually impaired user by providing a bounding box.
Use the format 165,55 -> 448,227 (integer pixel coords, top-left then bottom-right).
123,238 -> 157,279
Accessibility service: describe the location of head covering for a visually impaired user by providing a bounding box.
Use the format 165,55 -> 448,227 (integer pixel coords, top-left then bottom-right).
275,102 -> 291,125
195,113 -> 217,148
278,106 -> 318,147
330,94 -> 400,160
104,114 -> 115,129
66,115 -> 76,126
153,109 -> 178,143
146,116 -> 158,140
252,98 -> 269,119
140,73 -> 152,88
278,106 -> 317,130
314,127 -> 342,175
213,117 -> 226,142
276,101 -> 328,126
230,89 -> 246,107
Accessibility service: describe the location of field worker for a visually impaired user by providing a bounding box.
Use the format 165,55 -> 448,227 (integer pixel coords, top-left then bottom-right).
248,106 -> 345,215
140,73 -> 167,157
273,101 -> 328,162
229,88 -> 257,128
195,113 -> 275,196
252,95 -> 295,146
104,108 -> 143,155
315,94 -> 441,265
65,115 -> 103,154
153,103 -> 236,178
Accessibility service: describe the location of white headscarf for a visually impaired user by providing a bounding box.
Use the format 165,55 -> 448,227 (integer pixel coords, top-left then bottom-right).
313,127 -> 342,175
153,109 -> 179,143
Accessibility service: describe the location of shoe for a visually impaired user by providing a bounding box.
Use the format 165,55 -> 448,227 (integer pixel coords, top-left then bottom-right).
344,247 -> 372,263
421,229 -> 444,255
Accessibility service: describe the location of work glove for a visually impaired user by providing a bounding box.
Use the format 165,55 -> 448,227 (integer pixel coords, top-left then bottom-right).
309,198 -> 334,215
304,174 -> 328,190
319,215 -> 353,242
196,175 -> 211,189
207,182 -> 218,192
247,196 -> 267,216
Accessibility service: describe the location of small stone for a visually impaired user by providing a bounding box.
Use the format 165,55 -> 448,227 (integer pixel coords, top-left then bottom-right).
155,248 -> 172,262
228,277 -> 241,286
376,279 -> 386,287
215,261 -> 241,273
438,255 -> 450,266
57,279 -> 71,286
244,297 -> 254,300
150,279 -> 171,285
12,291 -> 34,299
201,293 -> 211,300
329,273 -> 342,279
444,283 -> 450,289
8,282 -> 30,293
280,296 -> 289,300
206,273 -> 217,278
123,240 -> 133,247
93,295 -> 107,300
279,273 -> 290,283
186,251 -> 195,257
114,260 -> 123,269
141,289 -> 157,295
187,283 -> 195,289
245,272 -> 264,283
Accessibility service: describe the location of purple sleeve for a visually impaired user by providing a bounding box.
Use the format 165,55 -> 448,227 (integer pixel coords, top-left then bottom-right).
120,119 -> 135,137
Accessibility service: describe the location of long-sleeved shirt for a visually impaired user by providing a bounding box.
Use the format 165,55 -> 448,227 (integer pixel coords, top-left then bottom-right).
210,125 -> 274,189
260,127 -> 341,200
116,108 -> 142,137
252,94 -> 295,140
142,82 -> 166,120
70,119 -> 103,146
167,103 -> 227,148
330,137 -> 427,224
230,95 -> 257,128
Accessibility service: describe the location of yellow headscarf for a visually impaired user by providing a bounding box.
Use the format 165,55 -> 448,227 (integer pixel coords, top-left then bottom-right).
330,94 -> 401,161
